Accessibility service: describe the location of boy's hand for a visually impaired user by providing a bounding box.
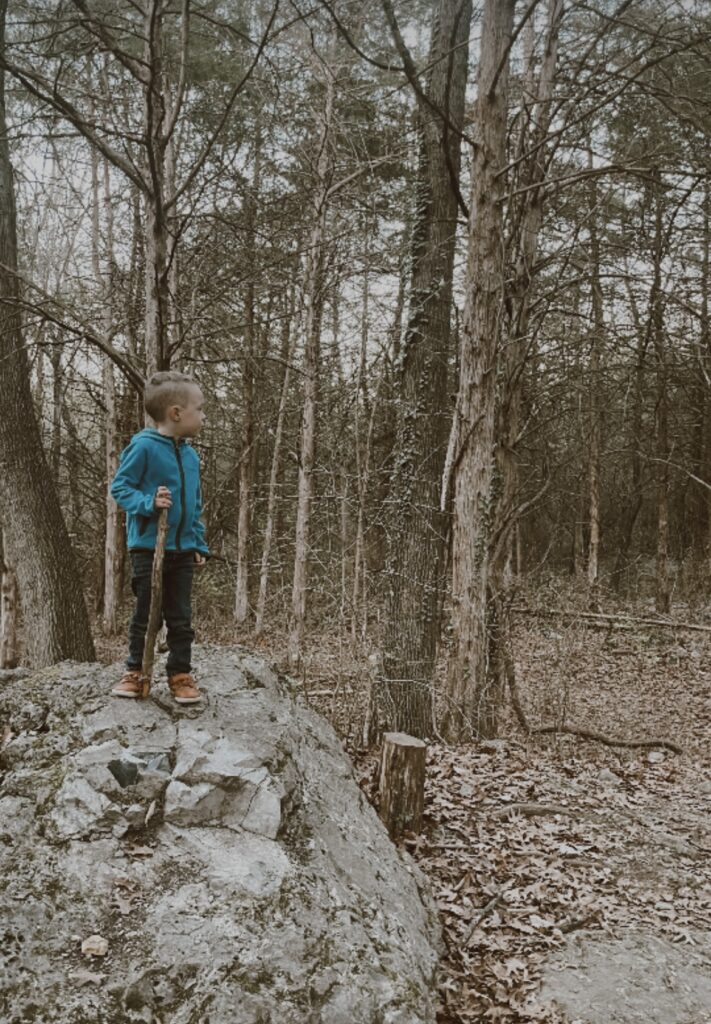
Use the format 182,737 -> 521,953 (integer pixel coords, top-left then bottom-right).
194,552 -> 207,567
154,486 -> 172,510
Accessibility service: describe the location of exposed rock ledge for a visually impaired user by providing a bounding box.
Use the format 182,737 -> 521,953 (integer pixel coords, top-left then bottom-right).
0,645 -> 442,1024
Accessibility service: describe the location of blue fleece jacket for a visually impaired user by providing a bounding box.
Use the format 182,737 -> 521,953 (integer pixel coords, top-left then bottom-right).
110,429 -> 209,555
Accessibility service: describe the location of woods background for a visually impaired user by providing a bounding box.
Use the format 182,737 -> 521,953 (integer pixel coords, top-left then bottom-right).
1,0 -> 710,744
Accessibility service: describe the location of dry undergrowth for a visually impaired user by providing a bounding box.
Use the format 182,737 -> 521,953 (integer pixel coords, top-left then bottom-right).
91,582 -> 711,1023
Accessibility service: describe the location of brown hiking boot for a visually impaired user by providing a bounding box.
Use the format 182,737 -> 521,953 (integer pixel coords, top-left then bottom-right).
112,669 -> 144,699
168,673 -> 202,704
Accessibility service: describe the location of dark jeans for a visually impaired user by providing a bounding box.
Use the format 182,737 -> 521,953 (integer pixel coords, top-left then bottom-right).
126,549 -> 195,676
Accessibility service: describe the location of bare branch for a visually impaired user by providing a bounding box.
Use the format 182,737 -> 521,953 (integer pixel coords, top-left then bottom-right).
168,0 -> 281,211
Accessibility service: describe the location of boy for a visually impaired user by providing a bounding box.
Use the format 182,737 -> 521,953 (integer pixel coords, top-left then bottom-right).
110,371 -> 209,704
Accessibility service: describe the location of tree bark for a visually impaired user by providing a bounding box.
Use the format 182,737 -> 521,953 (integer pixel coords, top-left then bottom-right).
255,284 -> 296,637
651,175 -> 671,614
442,0 -> 516,742
0,530 -> 18,669
0,0 -> 94,666
143,0 -> 170,375
90,121 -> 121,635
378,732 -> 427,839
586,146 -> 603,605
702,183 -> 711,575
352,238 -> 372,642
487,0 -> 564,719
235,132 -> 262,626
374,0 -> 473,740
613,274 -> 648,590
498,0 -> 563,582
288,56 -> 334,669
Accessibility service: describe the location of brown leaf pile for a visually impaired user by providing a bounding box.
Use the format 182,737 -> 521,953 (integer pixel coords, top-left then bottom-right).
351,618 -> 711,1022
95,600 -> 711,1022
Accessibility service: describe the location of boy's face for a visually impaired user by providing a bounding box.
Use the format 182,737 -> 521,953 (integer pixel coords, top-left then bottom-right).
172,385 -> 206,438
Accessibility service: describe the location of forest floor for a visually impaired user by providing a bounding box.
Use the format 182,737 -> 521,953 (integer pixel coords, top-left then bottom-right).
94,581 -> 711,1024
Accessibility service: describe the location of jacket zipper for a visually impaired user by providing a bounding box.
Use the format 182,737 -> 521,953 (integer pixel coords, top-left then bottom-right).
172,439 -> 186,551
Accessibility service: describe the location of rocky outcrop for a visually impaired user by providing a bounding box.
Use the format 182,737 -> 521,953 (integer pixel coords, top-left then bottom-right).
0,646 -> 442,1024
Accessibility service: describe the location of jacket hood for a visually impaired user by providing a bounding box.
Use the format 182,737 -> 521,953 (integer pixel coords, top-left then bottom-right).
136,428 -> 188,446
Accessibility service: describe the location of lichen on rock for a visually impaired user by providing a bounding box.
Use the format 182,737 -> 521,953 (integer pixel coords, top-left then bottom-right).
0,645 -> 442,1024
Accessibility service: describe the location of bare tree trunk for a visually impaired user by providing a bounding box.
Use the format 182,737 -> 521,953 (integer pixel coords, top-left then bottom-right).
587,148 -> 603,605
651,177 -> 670,613
288,58 -> 334,669
374,0 -> 473,740
90,117 -> 121,635
102,153 -> 121,633
611,272 -> 649,590
102,354 -> 121,633
340,463 -> 349,630
165,132 -> 182,359
235,133 -> 262,626
370,269 -> 405,575
498,0 -> 563,580
143,0 -> 170,375
0,531 -> 18,669
613,325 -> 646,590
255,287 -> 296,636
0,0 -> 95,666
488,0 -> 563,706
572,293 -> 587,577
352,242 -> 371,642
702,184 -> 711,575
442,0 -> 516,743
49,342 -> 62,480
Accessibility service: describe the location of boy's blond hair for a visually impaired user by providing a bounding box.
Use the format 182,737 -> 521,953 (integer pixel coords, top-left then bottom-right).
144,371 -> 197,423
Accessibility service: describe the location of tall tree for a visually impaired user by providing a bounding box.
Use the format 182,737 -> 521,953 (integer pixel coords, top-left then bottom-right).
442,0 -> 516,741
288,31 -> 336,668
0,0 -> 94,666
372,0 -> 473,739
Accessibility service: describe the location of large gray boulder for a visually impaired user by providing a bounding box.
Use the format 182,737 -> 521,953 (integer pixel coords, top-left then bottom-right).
0,645 -> 441,1024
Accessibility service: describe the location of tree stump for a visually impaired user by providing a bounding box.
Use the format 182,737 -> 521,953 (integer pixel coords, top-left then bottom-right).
378,732 -> 426,839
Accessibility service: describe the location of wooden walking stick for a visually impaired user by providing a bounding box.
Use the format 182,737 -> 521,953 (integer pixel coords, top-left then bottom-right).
139,507 -> 168,699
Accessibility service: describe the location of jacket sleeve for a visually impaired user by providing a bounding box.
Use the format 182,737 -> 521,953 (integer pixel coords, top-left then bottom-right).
193,476 -> 210,556
110,442 -> 155,517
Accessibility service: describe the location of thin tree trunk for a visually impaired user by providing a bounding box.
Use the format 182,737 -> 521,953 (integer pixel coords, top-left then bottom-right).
0,531 -> 18,669
288,59 -> 334,669
143,0 -> 169,374
612,273 -> 649,590
486,0 -> 563,708
498,0 -> 563,581
165,132 -> 182,359
235,133 -> 262,625
702,183 -> 711,575
587,147 -> 603,604
101,155 -> 121,633
89,91 -> 122,635
651,176 -> 670,614
255,284 -> 296,636
370,268 -> 405,575
442,0 -> 516,743
0,0 -> 95,666
352,242 -> 370,642
374,0 -> 473,740
340,464 -> 349,630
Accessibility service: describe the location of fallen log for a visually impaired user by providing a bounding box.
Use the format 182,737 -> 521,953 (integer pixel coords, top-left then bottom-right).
513,605 -> 711,634
532,724 -> 682,754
